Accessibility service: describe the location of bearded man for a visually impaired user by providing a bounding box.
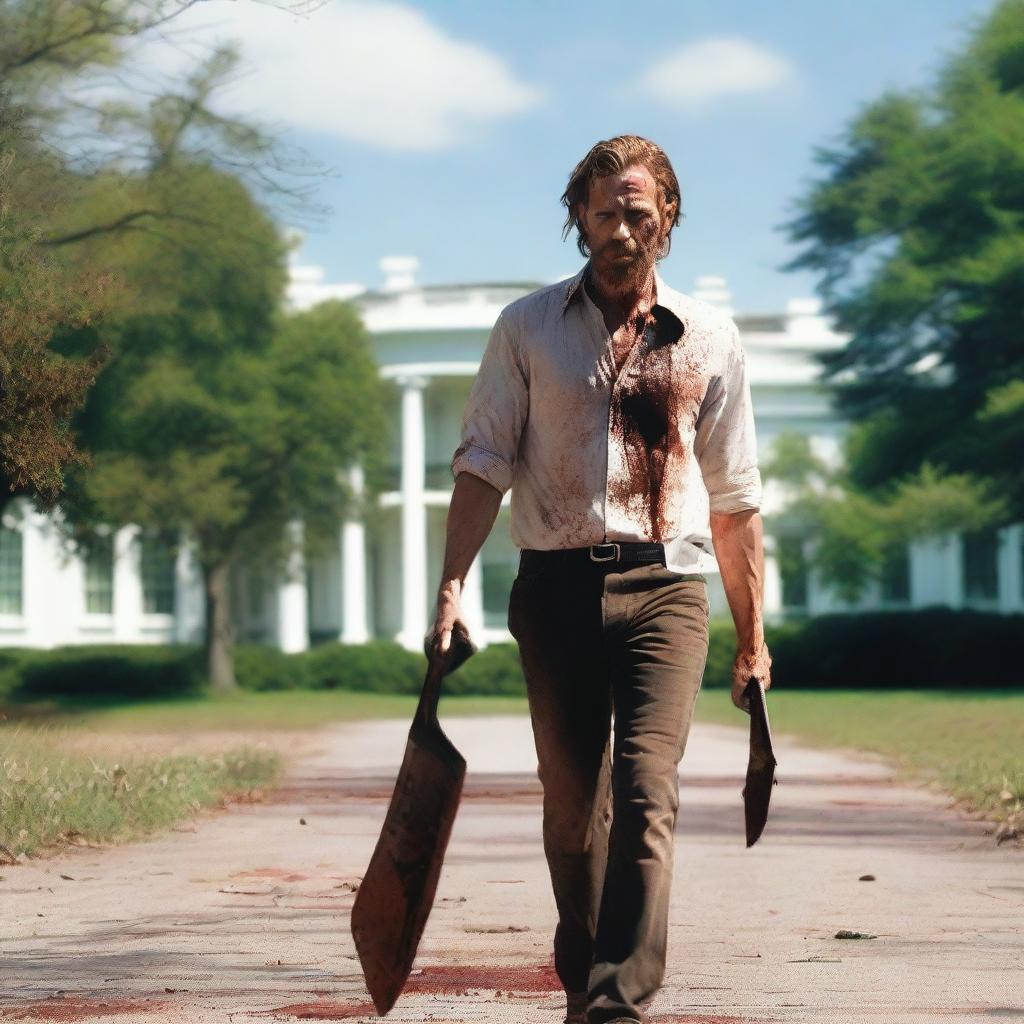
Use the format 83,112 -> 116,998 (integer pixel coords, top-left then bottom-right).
428,134 -> 773,1024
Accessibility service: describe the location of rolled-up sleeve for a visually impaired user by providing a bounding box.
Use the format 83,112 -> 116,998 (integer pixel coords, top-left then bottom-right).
450,309 -> 529,495
694,321 -> 762,514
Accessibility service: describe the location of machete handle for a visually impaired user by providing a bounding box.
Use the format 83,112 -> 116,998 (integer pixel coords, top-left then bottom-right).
417,619 -> 477,725
422,618 -> 476,672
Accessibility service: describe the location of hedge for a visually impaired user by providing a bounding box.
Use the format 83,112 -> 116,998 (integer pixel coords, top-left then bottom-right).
4,645 -> 206,702
0,606 -> 1020,706
756,606 -> 1024,689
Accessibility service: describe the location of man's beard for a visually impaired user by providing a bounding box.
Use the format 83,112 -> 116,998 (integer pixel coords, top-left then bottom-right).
591,239 -> 658,298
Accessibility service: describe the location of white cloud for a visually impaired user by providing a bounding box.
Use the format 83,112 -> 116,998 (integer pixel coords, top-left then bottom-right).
634,36 -> 795,108
121,0 -> 543,151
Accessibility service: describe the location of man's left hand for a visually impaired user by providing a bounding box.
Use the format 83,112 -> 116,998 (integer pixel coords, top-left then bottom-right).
731,641 -> 772,714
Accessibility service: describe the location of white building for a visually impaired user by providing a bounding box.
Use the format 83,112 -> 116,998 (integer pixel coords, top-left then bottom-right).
1,256 -> 1021,652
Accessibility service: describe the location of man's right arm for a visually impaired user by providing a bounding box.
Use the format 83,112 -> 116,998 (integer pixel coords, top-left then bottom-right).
430,471 -> 503,656
429,307 -> 529,656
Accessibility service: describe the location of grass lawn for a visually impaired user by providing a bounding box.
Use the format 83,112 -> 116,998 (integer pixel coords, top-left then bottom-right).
0,691 -> 528,859
3,689 -> 532,731
0,722 -> 280,860
3,686 -> 1021,856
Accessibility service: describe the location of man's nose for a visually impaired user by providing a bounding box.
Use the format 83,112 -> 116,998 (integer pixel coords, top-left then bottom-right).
611,220 -> 630,241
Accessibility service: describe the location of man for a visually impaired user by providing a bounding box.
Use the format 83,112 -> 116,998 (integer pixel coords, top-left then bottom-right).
428,135 -> 773,1024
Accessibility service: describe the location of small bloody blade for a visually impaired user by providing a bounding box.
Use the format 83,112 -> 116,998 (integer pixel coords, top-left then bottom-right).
741,676 -> 778,848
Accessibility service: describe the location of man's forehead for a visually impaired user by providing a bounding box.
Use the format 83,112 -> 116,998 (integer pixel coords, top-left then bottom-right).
589,166 -> 656,203
617,169 -> 650,193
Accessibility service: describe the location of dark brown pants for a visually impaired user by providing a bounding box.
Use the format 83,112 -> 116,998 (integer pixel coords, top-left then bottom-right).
507,556 -> 710,1024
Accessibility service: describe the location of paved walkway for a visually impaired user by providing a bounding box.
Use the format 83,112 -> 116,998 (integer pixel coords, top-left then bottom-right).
0,714 -> 1021,1023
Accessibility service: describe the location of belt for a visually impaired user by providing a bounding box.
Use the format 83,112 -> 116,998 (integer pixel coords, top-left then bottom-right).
520,541 -> 668,569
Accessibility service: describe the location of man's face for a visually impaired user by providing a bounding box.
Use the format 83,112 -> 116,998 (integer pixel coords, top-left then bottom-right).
577,162 -> 672,296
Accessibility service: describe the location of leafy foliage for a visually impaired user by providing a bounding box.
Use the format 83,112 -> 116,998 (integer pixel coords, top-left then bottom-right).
1,1 -> 322,511
781,0 -> 1024,524
0,99 -> 111,504
761,430 -> 1008,602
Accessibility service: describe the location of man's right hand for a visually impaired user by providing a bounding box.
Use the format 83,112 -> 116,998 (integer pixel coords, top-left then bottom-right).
429,578 -> 464,657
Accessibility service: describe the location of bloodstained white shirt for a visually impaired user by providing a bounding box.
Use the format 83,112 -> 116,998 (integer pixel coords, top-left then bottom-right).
449,260 -> 763,575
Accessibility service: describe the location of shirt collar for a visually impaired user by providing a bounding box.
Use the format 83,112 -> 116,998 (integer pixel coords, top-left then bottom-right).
560,260 -> 687,337
560,261 -> 591,314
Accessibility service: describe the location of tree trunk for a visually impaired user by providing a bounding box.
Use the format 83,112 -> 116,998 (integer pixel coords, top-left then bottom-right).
203,561 -> 237,692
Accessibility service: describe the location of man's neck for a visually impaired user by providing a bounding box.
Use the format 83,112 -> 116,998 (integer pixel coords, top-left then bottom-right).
585,263 -> 657,331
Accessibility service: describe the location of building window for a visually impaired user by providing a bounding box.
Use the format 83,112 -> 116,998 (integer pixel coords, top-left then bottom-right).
482,560 -> 517,629
962,527 -> 999,603
84,535 -> 114,614
880,545 -> 910,604
141,533 -> 176,614
778,536 -> 808,610
0,526 -> 23,614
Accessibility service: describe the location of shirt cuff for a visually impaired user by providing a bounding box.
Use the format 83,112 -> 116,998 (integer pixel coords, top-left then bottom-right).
708,472 -> 762,514
450,441 -> 513,495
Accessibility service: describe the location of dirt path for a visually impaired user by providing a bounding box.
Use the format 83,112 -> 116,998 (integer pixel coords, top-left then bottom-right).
0,714 -> 1021,1024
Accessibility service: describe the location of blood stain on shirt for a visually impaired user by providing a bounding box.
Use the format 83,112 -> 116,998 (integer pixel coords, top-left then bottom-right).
607,309 -> 711,540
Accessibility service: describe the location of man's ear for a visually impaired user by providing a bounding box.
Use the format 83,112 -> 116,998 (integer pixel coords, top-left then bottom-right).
658,191 -> 677,223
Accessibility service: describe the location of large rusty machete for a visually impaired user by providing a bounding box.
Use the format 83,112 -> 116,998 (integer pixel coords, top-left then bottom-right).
350,619 -> 476,1016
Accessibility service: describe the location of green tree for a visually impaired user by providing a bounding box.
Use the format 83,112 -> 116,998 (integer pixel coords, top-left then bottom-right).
0,1 -> 206,504
1,0 -> 321,511
781,0 -> 1024,543
761,430 -> 1007,603
0,107 -> 109,506
57,163 -> 389,691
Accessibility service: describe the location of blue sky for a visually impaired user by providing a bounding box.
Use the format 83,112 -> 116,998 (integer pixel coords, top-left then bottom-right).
138,0 -> 996,312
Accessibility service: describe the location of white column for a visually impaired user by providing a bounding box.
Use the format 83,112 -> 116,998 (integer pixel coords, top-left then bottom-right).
804,538 -> 828,615
998,525 -> 1021,612
173,531 -> 204,643
277,518 -> 309,653
341,464 -> 370,643
22,506 -> 67,648
113,525 -> 144,642
462,555 -> 485,641
910,535 -> 941,608
397,375 -> 428,651
912,530 -> 963,609
944,531 -> 964,608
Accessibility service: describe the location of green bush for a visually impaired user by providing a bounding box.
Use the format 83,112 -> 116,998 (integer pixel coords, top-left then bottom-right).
703,622 -> 740,690
300,641 -> 424,694
233,644 -> 311,691
766,607 -> 1024,688
703,607 -> 1024,689
8,644 -> 206,702
0,605 -> 1018,707
444,642 -> 526,696
0,648 -> 29,703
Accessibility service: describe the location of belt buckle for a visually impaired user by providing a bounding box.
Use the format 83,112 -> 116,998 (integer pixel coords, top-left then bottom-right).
589,542 -> 620,562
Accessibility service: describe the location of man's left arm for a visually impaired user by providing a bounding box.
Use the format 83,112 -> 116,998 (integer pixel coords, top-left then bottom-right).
710,509 -> 772,712
694,320 -> 773,713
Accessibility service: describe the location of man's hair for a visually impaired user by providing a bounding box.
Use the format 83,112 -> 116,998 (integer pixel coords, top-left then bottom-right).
560,135 -> 683,260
